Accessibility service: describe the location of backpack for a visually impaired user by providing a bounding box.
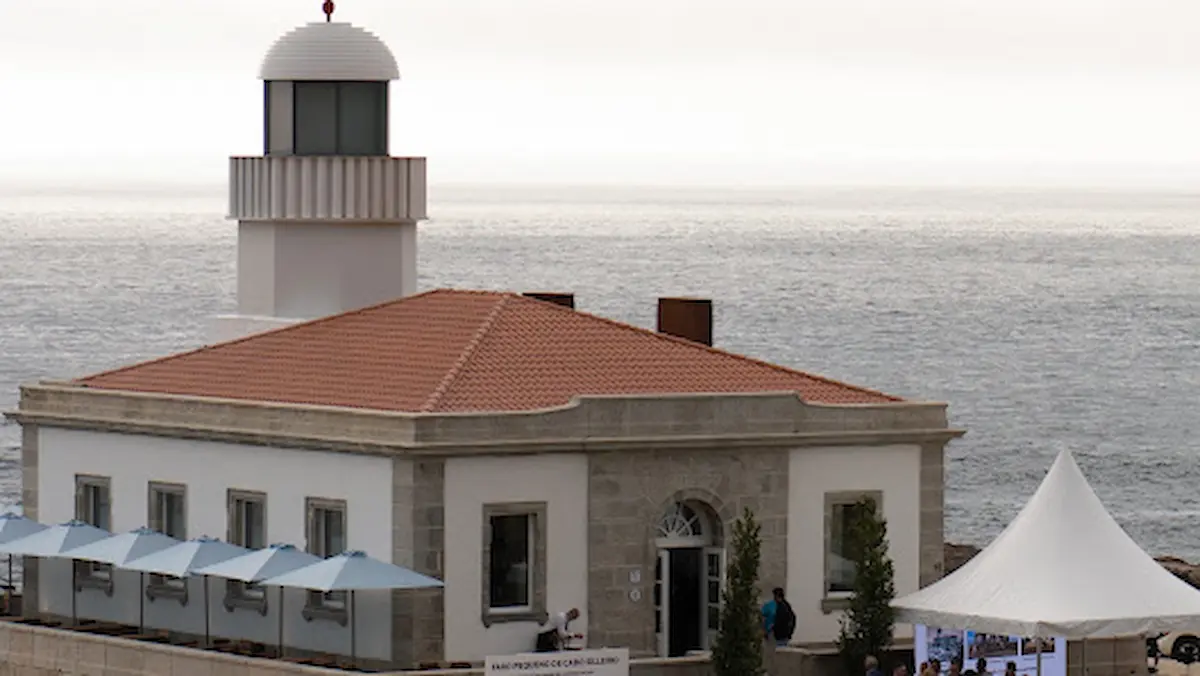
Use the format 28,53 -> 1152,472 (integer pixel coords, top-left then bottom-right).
774,600 -> 796,640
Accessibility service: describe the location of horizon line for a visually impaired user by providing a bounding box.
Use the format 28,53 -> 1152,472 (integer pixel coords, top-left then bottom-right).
3,178 -> 1200,196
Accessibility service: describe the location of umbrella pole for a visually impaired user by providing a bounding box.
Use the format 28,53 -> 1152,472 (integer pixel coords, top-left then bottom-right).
350,590 -> 356,667
278,587 -> 284,658
203,575 -> 211,647
71,563 -> 77,626
6,555 -> 12,615
1036,637 -> 1043,676
139,572 -> 145,632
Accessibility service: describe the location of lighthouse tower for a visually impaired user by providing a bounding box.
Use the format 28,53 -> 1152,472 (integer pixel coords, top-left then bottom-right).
216,2 -> 427,342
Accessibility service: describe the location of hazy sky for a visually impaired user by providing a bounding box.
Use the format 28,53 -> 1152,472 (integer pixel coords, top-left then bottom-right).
3,0 -> 1200,187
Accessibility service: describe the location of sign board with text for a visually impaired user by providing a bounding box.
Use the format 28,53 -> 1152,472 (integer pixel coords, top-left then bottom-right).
485,648 -> 630,676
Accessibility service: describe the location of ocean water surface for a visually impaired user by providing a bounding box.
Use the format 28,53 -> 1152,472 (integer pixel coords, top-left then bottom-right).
1,185 -> 1198,557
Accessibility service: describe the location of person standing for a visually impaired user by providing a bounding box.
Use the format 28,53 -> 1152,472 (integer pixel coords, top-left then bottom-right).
761,587 -> 796,646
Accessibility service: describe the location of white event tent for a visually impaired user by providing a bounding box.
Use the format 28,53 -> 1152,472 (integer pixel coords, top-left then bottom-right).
893,450 -> 1200,638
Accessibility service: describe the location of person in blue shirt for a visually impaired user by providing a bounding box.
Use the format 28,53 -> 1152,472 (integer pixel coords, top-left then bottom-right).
761,587 -> 796,646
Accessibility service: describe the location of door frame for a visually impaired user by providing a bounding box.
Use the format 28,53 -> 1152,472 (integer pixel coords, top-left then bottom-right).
656,541 -> 723,657
702,546 -> 726,650
655,549 -> 670,657
654,500 -> 721,657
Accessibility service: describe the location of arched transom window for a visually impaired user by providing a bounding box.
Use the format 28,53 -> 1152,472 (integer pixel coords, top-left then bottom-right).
657,502 -> 711,547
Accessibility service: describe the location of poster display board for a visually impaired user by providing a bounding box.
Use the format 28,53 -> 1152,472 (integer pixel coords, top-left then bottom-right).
915,626 -> 1066,676
485,648 -> 630,676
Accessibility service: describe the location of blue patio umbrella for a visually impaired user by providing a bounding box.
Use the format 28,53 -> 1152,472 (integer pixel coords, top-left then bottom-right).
123,536 -> 252,645
261,551 -> 444,663
194,543 -> 321,583
259,550 -> 443,592
0,513 -> 47,546
64,527 -> 181,631
195,543 -> 323,655
0,520 -> 112,624
0,513 -> 47,611
64,527 -> 180,565
0,520 -> 110,557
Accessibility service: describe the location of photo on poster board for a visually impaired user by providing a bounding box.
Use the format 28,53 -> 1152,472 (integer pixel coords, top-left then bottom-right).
923,626 -> 964,665
914,626 -> 1066,676
967,632 -> 1019,659
1021,637 -> 1056,655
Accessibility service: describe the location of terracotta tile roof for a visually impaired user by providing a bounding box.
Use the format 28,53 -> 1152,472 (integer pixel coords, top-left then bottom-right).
75,289 -> 902,412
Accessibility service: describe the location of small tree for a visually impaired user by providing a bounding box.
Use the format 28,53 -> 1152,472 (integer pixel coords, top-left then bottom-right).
712,507 -> 765,676
836,497 -> 897,675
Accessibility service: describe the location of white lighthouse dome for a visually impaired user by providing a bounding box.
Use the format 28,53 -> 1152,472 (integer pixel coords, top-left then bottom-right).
259,22 -> 400,81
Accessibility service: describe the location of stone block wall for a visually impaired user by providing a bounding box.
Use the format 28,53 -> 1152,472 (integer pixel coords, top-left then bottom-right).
0,620 -> 342,676
0,620 -> 714,676
774,644 -> 915,676
390,458 -> 446,668
586,448 -> 790,654
1066,637 -> 1148,676
918,441 -> 946,586
19,425 -> 38,620
412,459 -> 446,664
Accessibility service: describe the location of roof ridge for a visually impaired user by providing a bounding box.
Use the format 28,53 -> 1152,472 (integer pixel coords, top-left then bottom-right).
76,289 -> 447,384
508,294 -> 901,402
418,293 -> 512,412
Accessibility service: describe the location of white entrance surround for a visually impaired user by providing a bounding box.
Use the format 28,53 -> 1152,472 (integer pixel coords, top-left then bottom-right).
442,453 -> 589,662
33,427 -> 395,660
654,501 -> 725,658
786,444 -> 922,643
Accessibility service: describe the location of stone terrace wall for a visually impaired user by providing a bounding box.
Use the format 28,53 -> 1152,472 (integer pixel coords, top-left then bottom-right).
1066,637 -> 1149,676
0,620 -> 714,676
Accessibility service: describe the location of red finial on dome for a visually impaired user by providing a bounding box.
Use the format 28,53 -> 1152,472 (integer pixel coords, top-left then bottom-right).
322,0 -> 336,22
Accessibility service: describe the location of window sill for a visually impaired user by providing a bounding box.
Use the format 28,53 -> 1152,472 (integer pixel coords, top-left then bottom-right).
482,607 -> 548,627
146,583 -> 188,605
224,592 -> 268,616
75,575 -> 114,597
303,603 -> 348,626
820,596 -> 852,615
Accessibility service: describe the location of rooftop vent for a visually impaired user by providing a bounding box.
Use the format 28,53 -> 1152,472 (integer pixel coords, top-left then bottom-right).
657,297 -> 713,346
522,292 -> 576,309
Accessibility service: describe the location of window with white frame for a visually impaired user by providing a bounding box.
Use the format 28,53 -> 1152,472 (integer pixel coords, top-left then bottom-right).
826,492 -> 883,595
306,498 -> 347,610
147,482 -> 187,592
227,490 -> 267,603
75,475 -> 112,582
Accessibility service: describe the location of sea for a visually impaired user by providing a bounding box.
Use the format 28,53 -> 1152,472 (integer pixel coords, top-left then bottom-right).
1,184 -> 1198,558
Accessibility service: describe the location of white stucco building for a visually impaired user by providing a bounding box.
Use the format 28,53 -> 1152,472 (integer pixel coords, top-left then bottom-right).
5,6 -> 964,671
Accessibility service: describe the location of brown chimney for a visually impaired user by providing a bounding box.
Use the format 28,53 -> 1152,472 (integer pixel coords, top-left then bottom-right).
523,292 -> 576,309
657,297 -> 713,346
